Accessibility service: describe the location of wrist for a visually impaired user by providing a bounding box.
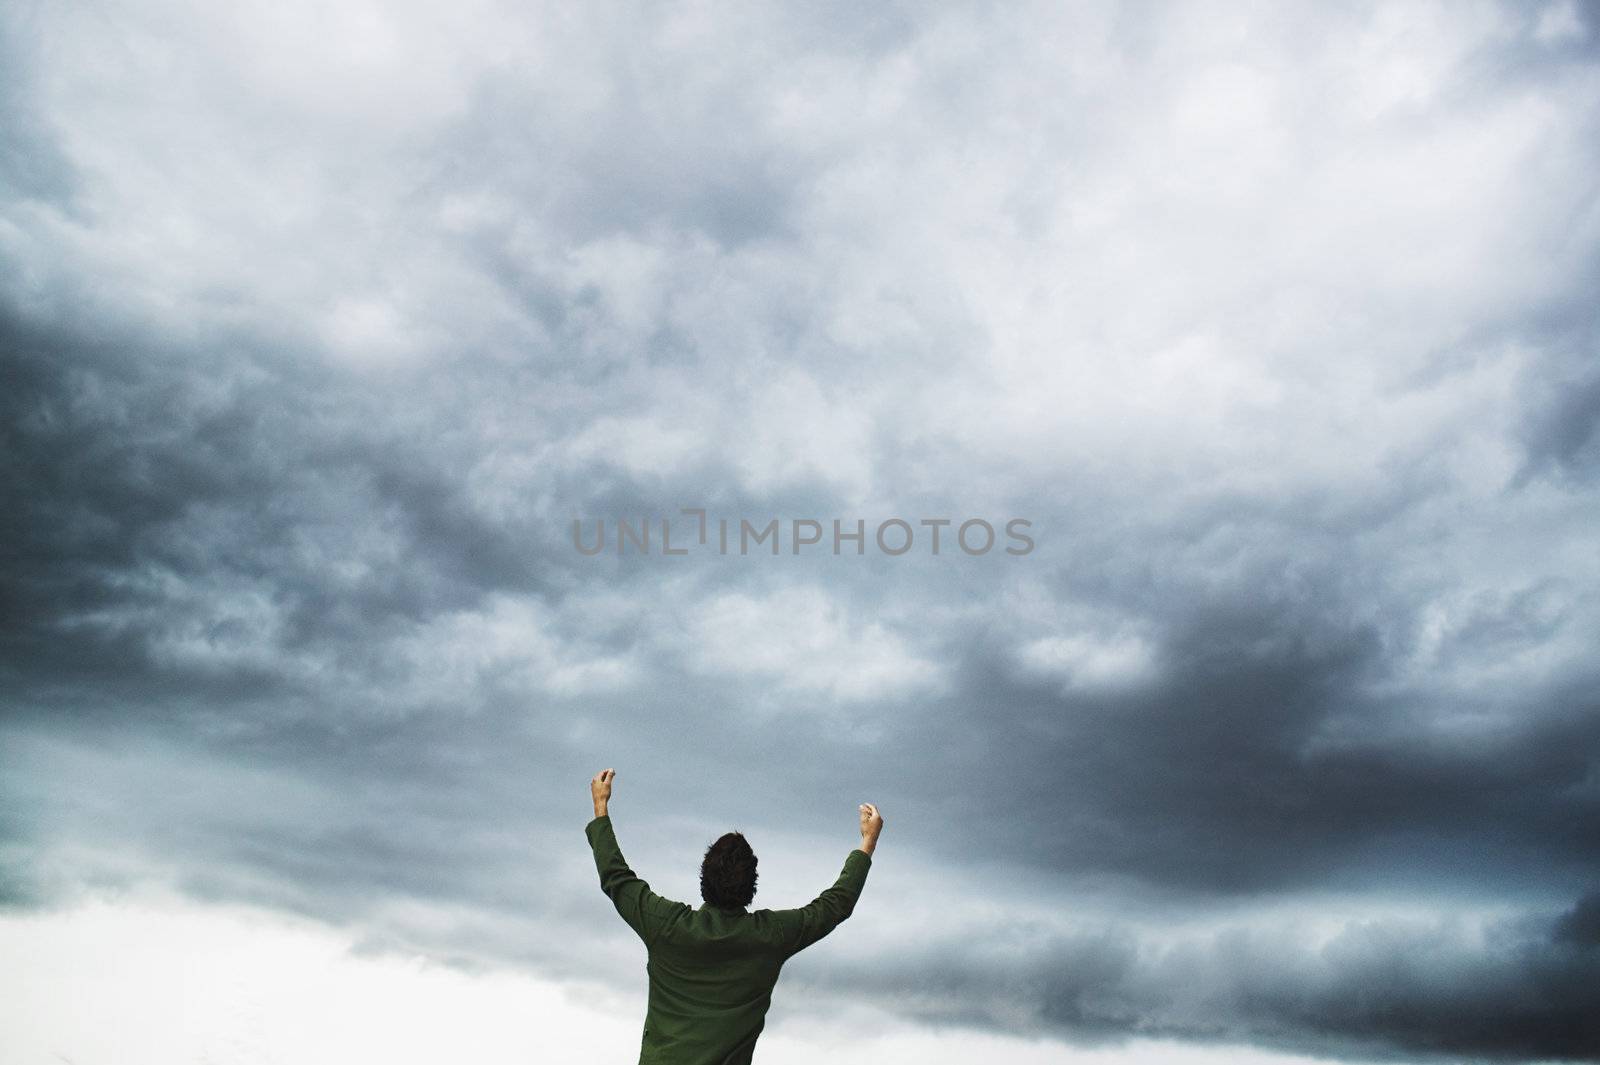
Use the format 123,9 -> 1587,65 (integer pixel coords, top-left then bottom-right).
593,802 -> 608,818
857,836 -> 876,855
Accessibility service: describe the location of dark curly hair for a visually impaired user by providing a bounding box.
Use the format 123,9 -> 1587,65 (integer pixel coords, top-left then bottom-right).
700,832 -> 758,910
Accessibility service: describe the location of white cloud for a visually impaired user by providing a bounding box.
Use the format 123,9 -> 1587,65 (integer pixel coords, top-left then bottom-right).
726,366 -> 881,502
1018,632 -> 1157,692
400,592 -> 641,699
679,585 -> 946,705
566,408 -> 709,480
0,895 -> 619,1065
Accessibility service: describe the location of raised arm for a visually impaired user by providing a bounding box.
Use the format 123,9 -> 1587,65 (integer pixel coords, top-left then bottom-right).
775,802 -> 883,957
585,768 -> 685,946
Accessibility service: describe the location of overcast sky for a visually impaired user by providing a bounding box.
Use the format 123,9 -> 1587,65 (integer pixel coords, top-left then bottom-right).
4,1 -> 1600,1062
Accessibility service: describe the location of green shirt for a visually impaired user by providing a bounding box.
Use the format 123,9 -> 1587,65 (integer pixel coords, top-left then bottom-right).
585,814 -> 872,1064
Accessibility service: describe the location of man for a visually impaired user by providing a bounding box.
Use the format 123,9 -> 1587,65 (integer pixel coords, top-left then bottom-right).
585,767 -> 883,1064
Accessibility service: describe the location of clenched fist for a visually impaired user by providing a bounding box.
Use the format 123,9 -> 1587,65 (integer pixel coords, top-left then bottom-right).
857,802 -> 884,856
591,768 -> 615,817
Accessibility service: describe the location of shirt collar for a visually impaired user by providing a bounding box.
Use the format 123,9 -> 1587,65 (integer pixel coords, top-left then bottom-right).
698,902 -> 748,914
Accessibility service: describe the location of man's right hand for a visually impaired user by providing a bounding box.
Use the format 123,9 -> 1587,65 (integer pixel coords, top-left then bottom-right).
857,802 -> 884,855
591,768 -> 615,818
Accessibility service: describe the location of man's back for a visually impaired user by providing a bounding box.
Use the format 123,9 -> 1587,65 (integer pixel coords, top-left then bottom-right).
642,903 -> 788,1061
584,770 -> 882,1065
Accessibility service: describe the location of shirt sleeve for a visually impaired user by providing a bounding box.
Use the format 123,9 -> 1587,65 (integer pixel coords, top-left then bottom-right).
585,814 -> 685,947
771,849 -> 872,957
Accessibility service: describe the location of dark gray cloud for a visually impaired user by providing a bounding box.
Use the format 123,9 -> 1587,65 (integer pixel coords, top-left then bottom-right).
1554,892 -> 1600,946
5,1 -> 1600,1061
787,894 -> 1600,1061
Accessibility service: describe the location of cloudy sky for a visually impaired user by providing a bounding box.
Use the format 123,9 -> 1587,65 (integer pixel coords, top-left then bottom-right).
4,0 -> 1600,1062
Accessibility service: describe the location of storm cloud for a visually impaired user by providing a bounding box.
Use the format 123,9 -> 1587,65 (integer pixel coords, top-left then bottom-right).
4,0 -> 1600,1061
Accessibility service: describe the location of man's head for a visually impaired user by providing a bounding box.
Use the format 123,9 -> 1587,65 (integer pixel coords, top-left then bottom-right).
700,832 -> 758,910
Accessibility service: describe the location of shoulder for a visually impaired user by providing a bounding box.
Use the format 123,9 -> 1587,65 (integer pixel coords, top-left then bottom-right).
749,907 -> 799,932
649,896 -> 694,921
